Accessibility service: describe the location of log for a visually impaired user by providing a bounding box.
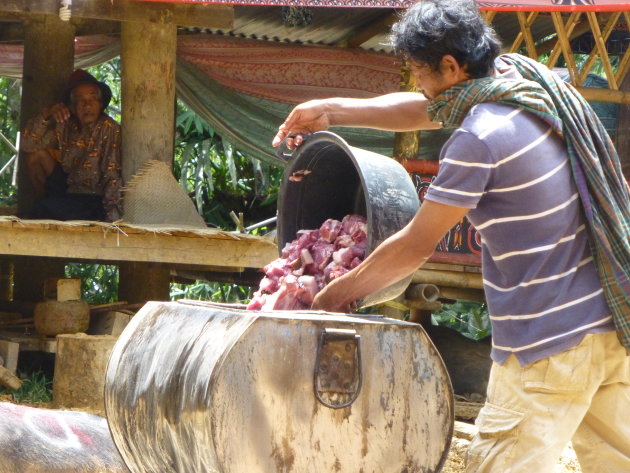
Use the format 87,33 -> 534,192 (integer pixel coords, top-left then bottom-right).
53,333 -> 118,415
0,364 -> 22,390
33,300 -> 90,336
0,340 -> 19,373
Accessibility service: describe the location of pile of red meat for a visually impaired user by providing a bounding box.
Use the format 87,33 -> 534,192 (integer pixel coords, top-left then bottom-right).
246,214 -> 368,311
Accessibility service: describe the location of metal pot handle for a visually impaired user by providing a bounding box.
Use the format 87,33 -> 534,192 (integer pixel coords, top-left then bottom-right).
275,133 -> 314,161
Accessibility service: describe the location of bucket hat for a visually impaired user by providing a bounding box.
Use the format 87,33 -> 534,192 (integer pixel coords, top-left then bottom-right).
62,69 -> 112,110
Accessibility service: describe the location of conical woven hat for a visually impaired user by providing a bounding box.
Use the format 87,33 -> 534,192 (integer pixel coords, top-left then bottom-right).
122,160 -> 207,228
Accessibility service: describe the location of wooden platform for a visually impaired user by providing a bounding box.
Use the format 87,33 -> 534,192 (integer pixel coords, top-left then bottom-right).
0,217 -> 278,271
0,329 -> 56,353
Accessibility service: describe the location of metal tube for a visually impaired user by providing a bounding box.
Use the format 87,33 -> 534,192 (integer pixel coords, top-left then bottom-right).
245,216 -> 277,232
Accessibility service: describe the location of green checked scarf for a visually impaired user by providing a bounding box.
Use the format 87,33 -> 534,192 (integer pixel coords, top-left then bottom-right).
428,53 -> 630,350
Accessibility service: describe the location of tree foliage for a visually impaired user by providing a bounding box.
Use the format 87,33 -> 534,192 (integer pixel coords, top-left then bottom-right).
0,77 -> 20,205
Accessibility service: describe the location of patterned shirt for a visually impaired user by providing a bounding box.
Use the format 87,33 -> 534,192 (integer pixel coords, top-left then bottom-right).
22,112 -> 122,221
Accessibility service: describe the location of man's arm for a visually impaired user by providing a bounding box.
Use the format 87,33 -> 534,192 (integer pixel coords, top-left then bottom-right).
312,200 -> 469,313
272,92 -> 442,149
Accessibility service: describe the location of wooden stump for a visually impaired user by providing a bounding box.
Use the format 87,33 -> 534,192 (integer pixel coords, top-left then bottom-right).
53,333 -> 118,415
34,300 -> 90,336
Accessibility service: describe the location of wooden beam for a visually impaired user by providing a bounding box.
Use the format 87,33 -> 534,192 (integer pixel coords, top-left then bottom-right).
0,221 -> 278,269
119,262 -> 170,303
576,86 -> 630,104
0,0 -> 233,29
0,18 -> 120,42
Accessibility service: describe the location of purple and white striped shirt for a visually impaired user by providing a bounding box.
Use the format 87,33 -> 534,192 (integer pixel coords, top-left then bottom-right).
425,101 -> 614,365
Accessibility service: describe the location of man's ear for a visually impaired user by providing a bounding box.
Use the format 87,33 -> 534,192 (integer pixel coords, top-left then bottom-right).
440,55 -> 469,81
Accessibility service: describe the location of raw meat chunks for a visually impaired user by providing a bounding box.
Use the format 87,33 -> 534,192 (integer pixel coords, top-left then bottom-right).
247,215 -> 368,311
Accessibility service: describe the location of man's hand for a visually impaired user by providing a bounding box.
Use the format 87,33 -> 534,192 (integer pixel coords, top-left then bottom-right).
44,103 -> 72,123
272,100 -> 331,150
311,279 -> 355,314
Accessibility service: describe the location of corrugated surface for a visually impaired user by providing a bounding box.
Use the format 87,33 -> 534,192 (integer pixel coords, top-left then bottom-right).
186,6 -> 402,52
183,6 -> 557,53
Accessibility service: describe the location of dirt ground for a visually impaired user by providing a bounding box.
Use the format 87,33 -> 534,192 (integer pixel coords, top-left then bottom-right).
442,422 -> 583,473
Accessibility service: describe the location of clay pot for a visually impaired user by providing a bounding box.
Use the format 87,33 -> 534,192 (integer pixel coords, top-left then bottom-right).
34,300 -> 90,336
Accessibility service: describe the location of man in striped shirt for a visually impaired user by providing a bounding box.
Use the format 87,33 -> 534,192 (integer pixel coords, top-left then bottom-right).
272,0 -> 630,471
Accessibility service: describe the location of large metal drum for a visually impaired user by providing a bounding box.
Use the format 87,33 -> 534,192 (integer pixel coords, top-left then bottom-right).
277,131 -> 420,307
105,301 -> 453,473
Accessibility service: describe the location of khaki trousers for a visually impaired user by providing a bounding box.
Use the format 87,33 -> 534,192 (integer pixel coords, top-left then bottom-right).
466,331 -> 630,473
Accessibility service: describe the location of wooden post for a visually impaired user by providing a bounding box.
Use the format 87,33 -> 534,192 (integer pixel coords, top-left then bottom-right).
18,13 -> 75,215
393,63 -> 420,163
14,14 -> 74,301
118,262 -> 170,304
119,20 -> 176,302
120,20 -> 177,182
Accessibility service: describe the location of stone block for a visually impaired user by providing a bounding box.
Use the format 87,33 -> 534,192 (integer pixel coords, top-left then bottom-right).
43,278 -> 82,302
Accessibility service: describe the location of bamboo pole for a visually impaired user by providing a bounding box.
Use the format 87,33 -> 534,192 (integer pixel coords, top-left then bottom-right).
405,283 -> 440,303
614,12 -> 630,88
516,11 -> 539,59
437,286 -> 485,303
412,269 -> 483,289
551,12 -> 580,86
586,12 -> 618,90
578,12 -> 620,85
483,10 -> 497,24
546,12 -> 582,70
576,86 -> 630,104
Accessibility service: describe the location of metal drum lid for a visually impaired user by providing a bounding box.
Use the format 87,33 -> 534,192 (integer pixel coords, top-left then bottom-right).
105,301 -> 453,473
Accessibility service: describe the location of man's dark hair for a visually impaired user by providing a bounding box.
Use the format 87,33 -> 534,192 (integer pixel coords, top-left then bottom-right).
390,0 -> 502,78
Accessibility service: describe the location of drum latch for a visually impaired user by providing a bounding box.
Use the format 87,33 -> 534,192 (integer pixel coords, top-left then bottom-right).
314,328 -> 362,409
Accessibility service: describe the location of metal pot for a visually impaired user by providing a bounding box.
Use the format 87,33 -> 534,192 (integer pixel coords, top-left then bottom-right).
277,132 -> 419,307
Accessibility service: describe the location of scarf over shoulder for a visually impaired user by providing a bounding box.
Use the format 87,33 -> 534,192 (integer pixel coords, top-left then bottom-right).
428,53 -> 630,350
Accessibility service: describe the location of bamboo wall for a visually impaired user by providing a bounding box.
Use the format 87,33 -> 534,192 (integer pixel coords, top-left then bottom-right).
484,10 -> 629,104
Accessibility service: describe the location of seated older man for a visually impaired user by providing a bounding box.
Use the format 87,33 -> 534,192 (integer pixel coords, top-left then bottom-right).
21,69 -> 122,222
